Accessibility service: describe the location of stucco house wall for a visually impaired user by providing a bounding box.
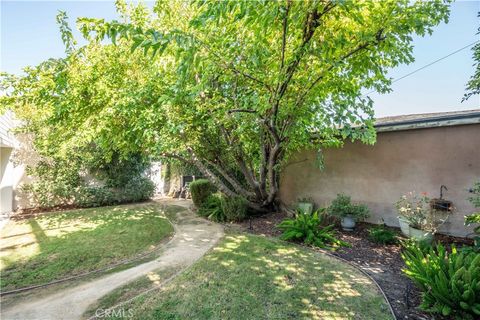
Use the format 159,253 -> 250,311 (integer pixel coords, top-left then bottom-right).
279,123 -> 480,237
1,111 -> 21,214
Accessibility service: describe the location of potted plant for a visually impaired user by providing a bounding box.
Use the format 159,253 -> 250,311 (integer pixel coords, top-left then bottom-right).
328,194 -> 370,231
394,192 -> 423,237
296,197 -> 314,215
395,192 -> 450,242
464,182 -> 480,249
397,215 -> 410,237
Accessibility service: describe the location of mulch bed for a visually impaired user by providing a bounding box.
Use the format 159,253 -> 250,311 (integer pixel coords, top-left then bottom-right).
237,213 -> 473,320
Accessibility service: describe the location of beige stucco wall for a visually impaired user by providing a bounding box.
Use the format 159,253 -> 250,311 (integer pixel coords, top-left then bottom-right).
279,124 -> 480,237
1,111 -> 25,213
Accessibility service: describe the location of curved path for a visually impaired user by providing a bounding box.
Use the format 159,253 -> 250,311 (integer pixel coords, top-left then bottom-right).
2,199 -> 224,320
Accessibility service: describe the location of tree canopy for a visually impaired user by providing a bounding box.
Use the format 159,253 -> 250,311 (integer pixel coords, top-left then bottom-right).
1,0 -> 451,210
463,12 -> 480,101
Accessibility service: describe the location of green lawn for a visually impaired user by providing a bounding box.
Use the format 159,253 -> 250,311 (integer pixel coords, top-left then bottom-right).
89,233 -> 393,320
0,203 -> 176,291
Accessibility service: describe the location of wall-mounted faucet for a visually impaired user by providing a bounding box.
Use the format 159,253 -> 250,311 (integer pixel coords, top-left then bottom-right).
440,185 -> 448,199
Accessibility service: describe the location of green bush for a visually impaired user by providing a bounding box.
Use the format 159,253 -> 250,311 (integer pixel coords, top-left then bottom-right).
190,179 -> 217,208
328,194 -> 370,220
198,193 -> 225,222
466,181 -> 480,249
22,151 -> 154,209
90,152 -> 150,189
402,242 -> 480,319
21,159 -> 83,208
74,177 -> 154,208
468,182 -> 480,209
465,212 -> 480,250
221,195 -> 248,222
277,210 -> 348,249
368,227 -> 397,245
121,176 -> 155,202
197,193 -> 247,223
75,186 -> 117,208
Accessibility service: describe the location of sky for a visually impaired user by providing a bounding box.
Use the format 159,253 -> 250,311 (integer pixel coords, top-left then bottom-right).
1,0 -> 479,117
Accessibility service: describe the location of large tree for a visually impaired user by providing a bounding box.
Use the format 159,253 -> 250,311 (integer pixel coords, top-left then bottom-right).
2,0 -> 450,211
463,12 -> 480,101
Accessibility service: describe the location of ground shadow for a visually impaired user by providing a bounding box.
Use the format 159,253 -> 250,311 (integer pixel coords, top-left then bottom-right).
0,203 -> 179,291
118,233 -> 393,320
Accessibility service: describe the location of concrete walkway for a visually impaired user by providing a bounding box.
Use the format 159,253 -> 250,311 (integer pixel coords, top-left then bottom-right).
1,199 -> 224,320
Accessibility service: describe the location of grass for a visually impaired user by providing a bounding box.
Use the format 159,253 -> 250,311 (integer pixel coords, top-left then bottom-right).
92,233 -> 393,320
0,203 -> 178,291
84,265 -> 182,318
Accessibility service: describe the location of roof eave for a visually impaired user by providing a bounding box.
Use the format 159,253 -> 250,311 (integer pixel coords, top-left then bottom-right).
375,112 -> 480,132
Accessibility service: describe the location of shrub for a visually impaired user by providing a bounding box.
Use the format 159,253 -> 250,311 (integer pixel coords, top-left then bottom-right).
468,182 -> 480,210
197,194 -> 247,223
466,182 -> 480,248
328,194 -> 370,220
190,179 -> 217,208
121,176 -> 155,202
277,210 -> 348,249
402,242 -> 480,319
75,186 -> 117,208
368,226 -> 397,245
221,195 -> 248,222
198,193 -> 225,222
74,177 -> 154,208
90,152 -> 150,189
466,213 -> 480,231
22,151 -> 154,209
465,213 -> 480,250
22,159 -> 83,208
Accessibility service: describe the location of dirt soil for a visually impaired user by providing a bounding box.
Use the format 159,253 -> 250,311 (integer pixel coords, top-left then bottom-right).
237,213 -> 472,320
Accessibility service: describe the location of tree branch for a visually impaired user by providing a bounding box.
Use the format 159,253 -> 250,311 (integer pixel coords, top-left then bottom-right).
204,158 -> 255,199
269,1 -> 336,143
274,1 -> 336,104
161,153 -> 193,164
266,142 -> 282,204
193,36 -> 273,92
296,28 -> 386,107
280,0 -> 292,71
186,148 -> 237,197
228,109 -> 257,114
258,127 -> 269,198
219,124 -> 263,199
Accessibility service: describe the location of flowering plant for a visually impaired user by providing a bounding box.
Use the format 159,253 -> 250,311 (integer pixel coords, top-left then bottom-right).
395,192 -> 449,232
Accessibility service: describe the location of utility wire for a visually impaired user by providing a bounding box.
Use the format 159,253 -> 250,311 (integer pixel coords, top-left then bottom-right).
364,40 -> 480,97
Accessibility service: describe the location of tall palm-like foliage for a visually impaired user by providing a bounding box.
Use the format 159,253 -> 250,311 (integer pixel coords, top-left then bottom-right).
402,242 -> 480,319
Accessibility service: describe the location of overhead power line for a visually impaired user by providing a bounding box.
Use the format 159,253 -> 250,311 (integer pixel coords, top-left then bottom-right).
364,40 -> 480,97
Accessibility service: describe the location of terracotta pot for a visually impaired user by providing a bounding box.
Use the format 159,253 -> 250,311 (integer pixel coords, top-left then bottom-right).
398,216 -> 410,237
341,215 -> 356,231
408,226 -> 433,243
